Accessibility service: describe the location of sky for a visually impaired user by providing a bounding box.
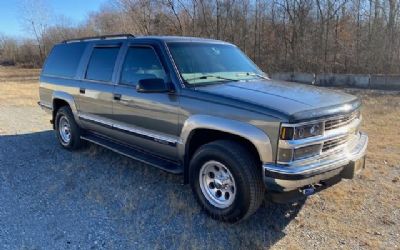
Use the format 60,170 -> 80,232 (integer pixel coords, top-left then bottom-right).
0,0 -> 108,38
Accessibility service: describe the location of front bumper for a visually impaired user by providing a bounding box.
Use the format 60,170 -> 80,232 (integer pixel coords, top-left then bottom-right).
263,131 -> 368,194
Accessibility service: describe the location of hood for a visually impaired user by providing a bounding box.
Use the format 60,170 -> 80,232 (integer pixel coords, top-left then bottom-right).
194,80 -> 360,122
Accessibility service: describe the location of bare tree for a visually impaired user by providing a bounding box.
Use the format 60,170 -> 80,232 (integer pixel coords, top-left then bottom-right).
19,0 -> 52,63
2,0 -> 400,74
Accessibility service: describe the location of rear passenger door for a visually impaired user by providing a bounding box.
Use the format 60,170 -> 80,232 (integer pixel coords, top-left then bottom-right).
76,43 -> 122,136
111,43 -> 180,161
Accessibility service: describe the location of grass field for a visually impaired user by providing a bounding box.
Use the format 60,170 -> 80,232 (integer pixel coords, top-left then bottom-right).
0,66 -> 399,249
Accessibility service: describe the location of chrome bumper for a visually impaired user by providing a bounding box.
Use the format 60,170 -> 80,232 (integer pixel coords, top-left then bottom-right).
263,131 -> 368,192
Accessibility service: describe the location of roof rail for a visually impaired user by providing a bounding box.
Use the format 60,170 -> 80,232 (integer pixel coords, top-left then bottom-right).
62,34 -> 135,43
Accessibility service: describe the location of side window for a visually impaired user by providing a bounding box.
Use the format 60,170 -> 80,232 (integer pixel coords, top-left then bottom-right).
85,46 -> 120,82
42,43 -> 86,78
120,46 -> 167,86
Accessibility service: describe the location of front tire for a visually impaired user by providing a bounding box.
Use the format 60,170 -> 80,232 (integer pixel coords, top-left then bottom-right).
55,106 -> 84,150
189,140 -> 264,223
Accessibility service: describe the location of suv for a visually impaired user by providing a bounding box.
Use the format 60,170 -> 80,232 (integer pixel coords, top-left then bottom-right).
39,34 -> 368,222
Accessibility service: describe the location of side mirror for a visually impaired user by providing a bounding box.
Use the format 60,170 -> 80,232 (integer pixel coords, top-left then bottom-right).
136,78 -> 169,93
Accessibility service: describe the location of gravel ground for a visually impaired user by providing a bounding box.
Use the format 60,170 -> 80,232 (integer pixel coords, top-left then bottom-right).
0,68 -> 399,249
0,107 -> 303,249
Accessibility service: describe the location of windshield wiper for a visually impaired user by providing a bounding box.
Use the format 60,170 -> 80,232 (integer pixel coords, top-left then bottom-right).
184,74 -> 239,83
236,72 -> 270,80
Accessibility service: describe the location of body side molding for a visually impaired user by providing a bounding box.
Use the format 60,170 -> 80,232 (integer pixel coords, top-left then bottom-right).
78,113 -> 179,147
178,115 -> 273,163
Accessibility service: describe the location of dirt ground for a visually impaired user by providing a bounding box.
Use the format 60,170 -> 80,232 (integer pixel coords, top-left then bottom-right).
0,67 -> 399,249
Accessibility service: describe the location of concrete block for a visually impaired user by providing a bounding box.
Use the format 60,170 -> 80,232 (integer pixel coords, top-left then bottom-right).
316,74 -> 370,88
315,74 -> 338,86
271,72 -> 400,90
270,72 -> 292,82
292,73 -> 315,84
351,75 -> 370,88
370,75 -> 400,90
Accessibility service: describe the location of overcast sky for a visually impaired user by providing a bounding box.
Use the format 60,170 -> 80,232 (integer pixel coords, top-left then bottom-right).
0,0 -> 108,38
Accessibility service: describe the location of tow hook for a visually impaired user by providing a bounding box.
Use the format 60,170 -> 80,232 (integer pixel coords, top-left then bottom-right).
300,183 -> 324,196
301,187 -> 315,196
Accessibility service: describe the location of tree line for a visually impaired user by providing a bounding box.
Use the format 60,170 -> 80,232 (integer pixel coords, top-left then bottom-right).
1,0 -> 400,74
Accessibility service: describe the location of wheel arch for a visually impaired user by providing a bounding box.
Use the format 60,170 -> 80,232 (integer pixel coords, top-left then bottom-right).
179,115 -> 273,183
52,91 -> 80,128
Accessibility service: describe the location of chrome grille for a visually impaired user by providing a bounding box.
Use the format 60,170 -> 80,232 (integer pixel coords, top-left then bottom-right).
325,111 -> 359,131
322,136 -> 348,152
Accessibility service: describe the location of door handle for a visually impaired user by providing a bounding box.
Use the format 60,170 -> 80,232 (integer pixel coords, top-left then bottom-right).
114,93 -> 122,101
79,88 -> 85,94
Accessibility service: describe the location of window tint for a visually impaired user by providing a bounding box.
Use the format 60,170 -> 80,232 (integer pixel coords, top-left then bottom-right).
85,47 -> 120,82
42,43 -> 86,78
120,46 -> 166,86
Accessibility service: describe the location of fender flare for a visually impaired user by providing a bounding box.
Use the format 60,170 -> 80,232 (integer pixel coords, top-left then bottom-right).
178,115 -> 273,164
52,91 -> 80,123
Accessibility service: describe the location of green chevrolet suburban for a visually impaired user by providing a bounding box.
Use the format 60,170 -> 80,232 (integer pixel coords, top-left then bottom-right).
38,34 -> 368,222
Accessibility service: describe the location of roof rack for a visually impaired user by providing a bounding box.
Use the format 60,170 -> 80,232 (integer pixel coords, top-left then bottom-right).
62,34 -> 135,43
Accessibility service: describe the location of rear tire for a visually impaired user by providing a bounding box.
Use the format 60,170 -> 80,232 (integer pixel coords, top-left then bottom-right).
55,106 -> 84,150
189,140 -> 264,223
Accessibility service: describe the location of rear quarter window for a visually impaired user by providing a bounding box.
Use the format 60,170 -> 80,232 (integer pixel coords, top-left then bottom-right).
42,43 -> 87,78
85,47 -> 120,82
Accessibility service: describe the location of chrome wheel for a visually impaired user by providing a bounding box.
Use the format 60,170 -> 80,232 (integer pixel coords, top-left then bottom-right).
59,116 -> 71,144
199,160 -> 236,209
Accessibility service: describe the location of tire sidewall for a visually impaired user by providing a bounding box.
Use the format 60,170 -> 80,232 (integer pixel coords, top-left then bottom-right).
190,145 -> 253,222
55,108 -> 75,149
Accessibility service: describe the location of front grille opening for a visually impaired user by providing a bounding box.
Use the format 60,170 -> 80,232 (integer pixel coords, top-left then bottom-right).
325,111 -> 359,131
322,136 -> 348,152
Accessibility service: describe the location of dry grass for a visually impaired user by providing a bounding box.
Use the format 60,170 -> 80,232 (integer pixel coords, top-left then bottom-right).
0,66 -> 40,107
0,66 -> 399,249
359,91 -> 400,167
0,66 -> 40,82
273,88 -> 400,249
0,81 -> 39,107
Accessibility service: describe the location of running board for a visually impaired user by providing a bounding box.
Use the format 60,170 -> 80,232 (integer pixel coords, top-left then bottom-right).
81,133 -> 183,174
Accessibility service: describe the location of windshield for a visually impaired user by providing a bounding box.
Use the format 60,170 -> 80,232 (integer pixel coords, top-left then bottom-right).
167,42 -> 266,85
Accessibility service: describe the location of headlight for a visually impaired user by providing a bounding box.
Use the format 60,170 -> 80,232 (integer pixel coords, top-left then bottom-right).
278,144 -> 322,162
280,122 -> 324,140
278,121 -> 324,163
293,144 -> 322,160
